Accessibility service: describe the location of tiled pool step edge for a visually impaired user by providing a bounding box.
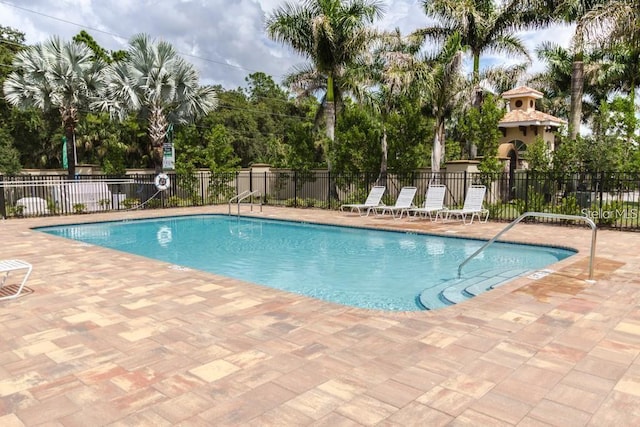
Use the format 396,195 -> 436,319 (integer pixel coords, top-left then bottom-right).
419,267 -> 532,310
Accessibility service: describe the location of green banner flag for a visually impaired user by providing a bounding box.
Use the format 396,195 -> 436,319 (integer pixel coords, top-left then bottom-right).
62,136 -> 68,170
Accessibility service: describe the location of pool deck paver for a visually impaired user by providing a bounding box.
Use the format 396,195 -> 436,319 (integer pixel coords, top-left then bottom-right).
1,205 -> 640,425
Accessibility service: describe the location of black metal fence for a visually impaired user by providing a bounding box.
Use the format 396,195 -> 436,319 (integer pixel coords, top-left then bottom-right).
2,170 -> 639,230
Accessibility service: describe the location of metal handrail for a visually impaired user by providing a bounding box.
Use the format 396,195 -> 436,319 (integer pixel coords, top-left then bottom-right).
228,190 -> 262,215
458,212 -> 597,281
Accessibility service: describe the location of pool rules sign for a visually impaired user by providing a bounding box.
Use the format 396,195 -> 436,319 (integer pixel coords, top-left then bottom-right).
162,124 -> 175,170
162,141 -> 175,170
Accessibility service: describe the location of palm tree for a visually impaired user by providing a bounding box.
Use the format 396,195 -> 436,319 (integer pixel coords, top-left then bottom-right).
417,0 -> 532,97
529,41 -> 604,124
583,0 -> 640,103
548,0 -> 605,140
3,36 -> 107,178
420,33 -> 468,173
266,0 -> 384,197
95,34 -> 218,173
598,43 -> 640,103
416,0 -> 537,159
352,28 -> 426,184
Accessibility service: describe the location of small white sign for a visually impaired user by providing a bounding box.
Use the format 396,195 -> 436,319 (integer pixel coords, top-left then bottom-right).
527,269 -> 554,280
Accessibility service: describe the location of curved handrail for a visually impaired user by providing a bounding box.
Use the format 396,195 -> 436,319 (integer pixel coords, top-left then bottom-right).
458,212 -> 597,281
228,191 -> 251,214
228,190 -> 263,215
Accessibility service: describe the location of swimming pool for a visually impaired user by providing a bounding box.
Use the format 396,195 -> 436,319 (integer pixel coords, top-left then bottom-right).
38,215 -> 575,311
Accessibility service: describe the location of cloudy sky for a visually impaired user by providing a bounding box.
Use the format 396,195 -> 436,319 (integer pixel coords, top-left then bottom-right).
1,0 -> 575,90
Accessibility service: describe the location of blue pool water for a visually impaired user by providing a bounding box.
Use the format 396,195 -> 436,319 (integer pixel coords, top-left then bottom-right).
37,215 -> 575,311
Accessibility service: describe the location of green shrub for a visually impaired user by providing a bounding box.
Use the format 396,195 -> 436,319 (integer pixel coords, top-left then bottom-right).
146,199 -> 162,209
342,190 -> 368,205
596,201 -> 624,226
189,195 -> 203,206
167,196 -> 183,207
555,195 -> 581,216
122,198 -> 140,209
98,199 -> 111,210
527,187 -> 547,212
512,187 -> 547,213
47,200 -> 58,215
73,203 -> 86,214
10,204 -> 24,217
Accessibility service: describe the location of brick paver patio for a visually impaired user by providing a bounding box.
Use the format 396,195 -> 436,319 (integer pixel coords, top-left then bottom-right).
1,206 -> 639,425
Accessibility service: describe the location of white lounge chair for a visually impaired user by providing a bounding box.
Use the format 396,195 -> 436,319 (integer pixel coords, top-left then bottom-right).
340,186 -> 386,216
0,260 -> 32,301
375,186 -> 417,219
408,185 -> 447,221
444,185 -> 489,224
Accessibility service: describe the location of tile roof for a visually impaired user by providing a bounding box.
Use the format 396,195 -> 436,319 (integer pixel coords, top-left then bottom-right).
501,86 -> 544,99
499,109 -> 566,126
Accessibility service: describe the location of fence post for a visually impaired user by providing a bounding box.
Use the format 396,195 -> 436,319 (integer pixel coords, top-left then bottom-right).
327,170 -> 331,210
524,171 -> 530,213
0,175 -> 5,218
264,172 -> 267,203
200,171 -> 205,206
463,170 -> 468,203
599,171 -> 604,215
294,170 -> 298,208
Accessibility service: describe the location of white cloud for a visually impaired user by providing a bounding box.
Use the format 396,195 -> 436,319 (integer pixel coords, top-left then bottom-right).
0,0 -> 569,90
376,0 -> 427,33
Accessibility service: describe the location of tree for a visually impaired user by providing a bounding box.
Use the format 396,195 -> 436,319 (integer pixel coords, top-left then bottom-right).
0,26 -> 26,118
334,101 -> 381,174
266,0 -> 384,197
529,41 -> 604,124
526,137 -> 553,173
548,0 -> 605,140
583,0 -> 640,104
417,0 -> 532,96
0,26 -> 26,174
0,127 -> 21,175
3,36 -> 107,178
210,87 -> 263,167
419,33 -> 468,173
354,28 -> 426,184
243,73 -> 297,166
74,112 -> 129,174
73,30 -> 127,63
96,34 -> 218,173
588,96 -> 638,172
416,0 -> 538,159
597,42 -> 640,104
244,72 -> 288,102
459,94 -> 504,178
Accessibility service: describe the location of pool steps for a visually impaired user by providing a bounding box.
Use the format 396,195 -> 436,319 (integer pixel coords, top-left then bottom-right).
419,267 -> 531,310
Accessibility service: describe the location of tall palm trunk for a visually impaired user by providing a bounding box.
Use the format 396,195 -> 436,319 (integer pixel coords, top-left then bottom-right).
325,75 -> 339,200
569,26 -> 585,141
431,118 -> 446,176
60,106 -> 78,179
149,106 -> 168,173
376,125 -> 388,186
470,51 -> 481,158
569,59 -> 584,141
